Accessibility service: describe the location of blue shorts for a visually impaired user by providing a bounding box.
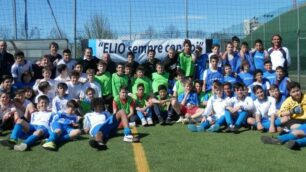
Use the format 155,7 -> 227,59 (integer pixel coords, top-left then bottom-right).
19,124 -> 49,139
90,116 -> 119,139
50,122 -> 74,135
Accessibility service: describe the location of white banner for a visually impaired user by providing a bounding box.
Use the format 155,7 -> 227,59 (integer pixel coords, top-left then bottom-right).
88,39 -> 206,64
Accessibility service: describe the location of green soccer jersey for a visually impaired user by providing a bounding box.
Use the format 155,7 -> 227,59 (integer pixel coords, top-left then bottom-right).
174,80 -> 184,96
113,95 -> 134,114
178,52 -> 194,77
152,72 -> 169,93
80,100 -> 91,115
131,76 -> 152,95
197,91 -> 206,108
95,71 -> 112,96
157,95 -> 170,111
112,73 -> 129,98
132,94 -> 147,108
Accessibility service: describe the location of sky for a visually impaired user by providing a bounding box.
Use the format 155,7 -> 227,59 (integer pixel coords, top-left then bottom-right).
1,0 -> 305,40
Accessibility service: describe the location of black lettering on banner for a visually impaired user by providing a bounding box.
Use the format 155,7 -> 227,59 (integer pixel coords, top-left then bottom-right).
138,46 -> 146,54
118,43 -> 125,54
103,43 -> 109,53
98,42 -> 103,47
165,45 -> 169,52
158,45 -> 163,53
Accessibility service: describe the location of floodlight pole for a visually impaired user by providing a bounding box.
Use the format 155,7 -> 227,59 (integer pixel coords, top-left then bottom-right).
185,0 -> 188,38
13,0 -> 17,39
297,3 -> 300,82
24,0 -> 28,39
129,0 -> 132,40
73,0 -> 77,59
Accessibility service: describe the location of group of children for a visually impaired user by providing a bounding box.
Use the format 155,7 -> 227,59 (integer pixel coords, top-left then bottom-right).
0,37 -> 305,151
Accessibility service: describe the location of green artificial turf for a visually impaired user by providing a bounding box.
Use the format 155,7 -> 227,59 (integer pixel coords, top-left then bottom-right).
0,124 -> 305,172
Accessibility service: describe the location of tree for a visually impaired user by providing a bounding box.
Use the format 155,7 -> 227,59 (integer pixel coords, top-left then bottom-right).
163,24 -> 180,38
83,15 -> 114,39
48,27 -> 67,39
144,25 -> 156,39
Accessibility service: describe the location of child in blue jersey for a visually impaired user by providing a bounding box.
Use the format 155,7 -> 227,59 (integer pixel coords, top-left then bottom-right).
221,42 -> 238,72
52,82 -> 72,113
261,123 -> 306,150
0,95 -> 54,151
263,60 -> 276,84
42,100 -> 81,151
208,44 -> 222,68
174,80 -> 204,124
248,69 -> 270,100
225,83 -> 254,133
269,85 -> 286,110
194,46 -> 208,81
202,54 -> 224,92
247,85 -> 282,133
188,81 -> 231,132
83,97 -> 139,150
237,60 -> 253,87
223,64 -> 238,85
273,66 -> 290,97
250,39 -> 269,71
235,42 -> 255,74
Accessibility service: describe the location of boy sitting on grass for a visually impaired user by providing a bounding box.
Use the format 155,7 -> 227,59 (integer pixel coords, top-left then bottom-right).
83,97 -> 139,150
0,95 -> 54,151
42,100 -> 81,151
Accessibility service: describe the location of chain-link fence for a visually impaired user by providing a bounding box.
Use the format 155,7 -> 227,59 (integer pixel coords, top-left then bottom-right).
1,0 -> 306,87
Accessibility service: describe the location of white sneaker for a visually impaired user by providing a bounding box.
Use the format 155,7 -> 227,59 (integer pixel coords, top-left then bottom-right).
176,117 -> 184,123
14,143 -> 28,151
141,119 -> 148,126
147,118 -> 153,125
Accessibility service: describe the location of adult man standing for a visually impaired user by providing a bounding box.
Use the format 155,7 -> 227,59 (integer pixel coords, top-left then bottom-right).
0,41 -> 15,76
102,53 -> 116,74
268,34 -> 290,71
80,47 -> 99,73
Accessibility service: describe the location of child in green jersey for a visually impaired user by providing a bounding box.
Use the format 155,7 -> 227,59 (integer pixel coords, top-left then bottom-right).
152,62 -> 169,94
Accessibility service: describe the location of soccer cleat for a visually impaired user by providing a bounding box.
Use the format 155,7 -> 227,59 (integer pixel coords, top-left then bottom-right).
0,139 -> 17,149
176,117 -> 184,123
165,117 -> 173,125
286,140 -> 301,150
187,124 -> 198,132
89,140 -> 107,150
260,136 -> 282,145
123,135 -> 140,143
207,124 -> 220,132
225,126 -> 234,133
141,119 -> 148,126
158,116 -> 166,125
147,118 -> 154,125
42,141 -> 57,151
14,143 -> 28,151
232,126 -> 240,134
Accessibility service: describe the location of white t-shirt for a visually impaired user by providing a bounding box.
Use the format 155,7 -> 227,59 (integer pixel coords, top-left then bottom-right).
254,96 -> 276,118
83,111 -> 111,136
30,111 -> 54,129
11,60 -> 32,82
267,47 -> 290,70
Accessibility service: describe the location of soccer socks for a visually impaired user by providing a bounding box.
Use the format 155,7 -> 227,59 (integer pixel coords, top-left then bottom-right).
10,124 -> 22,141
58,134 -> 71,143
24,135 -> 39,146
48,132 -> 60,142
295,137 -> 306,147
277,133 -> 297,143
224,110 -> 233,125
235,111 -> 247,127
199,121 -> 210,130
124,127 -> 131,136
